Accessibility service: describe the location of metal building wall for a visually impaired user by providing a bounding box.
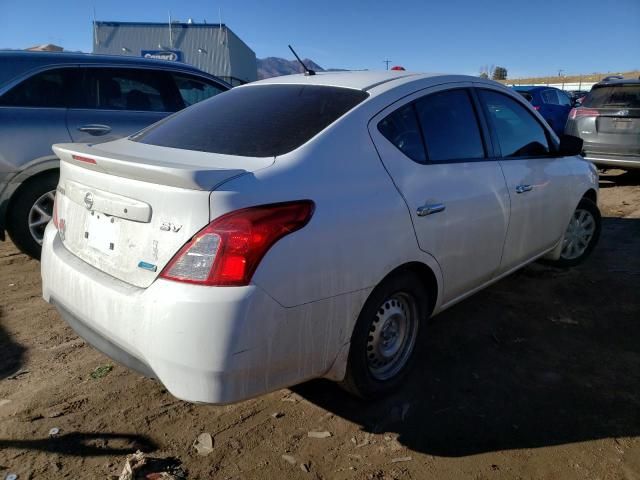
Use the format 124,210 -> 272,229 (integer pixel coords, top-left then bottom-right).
93,22 -> 257,83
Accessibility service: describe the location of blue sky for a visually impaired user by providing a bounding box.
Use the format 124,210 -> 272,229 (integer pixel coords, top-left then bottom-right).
1,0 -> 638,78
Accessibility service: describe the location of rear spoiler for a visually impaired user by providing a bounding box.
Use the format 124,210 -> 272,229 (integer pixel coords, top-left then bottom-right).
52,142 -> 260,191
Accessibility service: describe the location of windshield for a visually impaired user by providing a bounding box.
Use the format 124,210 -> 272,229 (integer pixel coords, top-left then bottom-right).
132,84 -> 369,157
582,85 -> 640,108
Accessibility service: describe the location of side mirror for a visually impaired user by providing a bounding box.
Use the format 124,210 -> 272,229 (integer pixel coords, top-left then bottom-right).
559,134 -> 583,156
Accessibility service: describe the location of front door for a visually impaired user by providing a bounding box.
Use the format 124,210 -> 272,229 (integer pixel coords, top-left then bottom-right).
477,87 -> 575,273
369,84 -> 510,304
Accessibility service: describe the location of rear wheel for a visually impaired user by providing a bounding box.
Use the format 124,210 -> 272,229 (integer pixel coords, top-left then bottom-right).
340,271 -> 428,399
6,171 -> 58,260
552,197 -> 601,267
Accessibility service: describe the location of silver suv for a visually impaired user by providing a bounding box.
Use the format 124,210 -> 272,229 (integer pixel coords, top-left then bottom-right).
0,51 -> 229,258
565,78 -> 640,171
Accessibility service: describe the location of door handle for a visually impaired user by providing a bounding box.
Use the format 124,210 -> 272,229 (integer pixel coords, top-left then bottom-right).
417,203 -> 446,217
515,184 -> 533,194
77,124 -> 112,135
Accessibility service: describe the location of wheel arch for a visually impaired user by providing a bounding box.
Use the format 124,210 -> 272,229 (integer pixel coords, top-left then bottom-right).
0,158 -> 59,240
379,261 -> 440,318
582,188 -> 597,204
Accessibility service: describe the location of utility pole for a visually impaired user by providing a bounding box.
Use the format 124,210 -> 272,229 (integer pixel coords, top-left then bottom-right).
383,59 -> 391,70
558,69 -> 564,77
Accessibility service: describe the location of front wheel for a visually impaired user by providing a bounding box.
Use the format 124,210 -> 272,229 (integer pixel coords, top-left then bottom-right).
552,197 -> 601,267
340,271 -> 428,399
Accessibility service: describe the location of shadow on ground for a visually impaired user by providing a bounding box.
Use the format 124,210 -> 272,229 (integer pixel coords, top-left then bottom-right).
0,432 -> 157,456
599,169 -> 640,188
295,217 -> 640,457
0,307 -> 26,381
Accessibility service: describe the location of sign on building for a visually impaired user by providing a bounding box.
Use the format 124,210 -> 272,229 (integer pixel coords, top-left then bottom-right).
141,50 -> 183,62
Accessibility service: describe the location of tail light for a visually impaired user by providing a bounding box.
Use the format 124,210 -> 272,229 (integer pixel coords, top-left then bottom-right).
569,108 -> 600,120
160,200 -> 315,286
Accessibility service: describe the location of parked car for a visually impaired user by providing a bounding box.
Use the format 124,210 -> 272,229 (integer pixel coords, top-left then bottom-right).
513,86 -> 574,136
565,78 -> 640,170
0,51 -> 229,259
42,71 -> 600,404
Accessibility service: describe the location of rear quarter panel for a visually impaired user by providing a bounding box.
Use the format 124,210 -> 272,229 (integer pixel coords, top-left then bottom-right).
208,106 -> 443,310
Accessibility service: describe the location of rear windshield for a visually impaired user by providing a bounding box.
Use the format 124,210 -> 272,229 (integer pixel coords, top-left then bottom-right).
582,85 -> 640,108
515,91 -> 533,102
132,84 -> 369,157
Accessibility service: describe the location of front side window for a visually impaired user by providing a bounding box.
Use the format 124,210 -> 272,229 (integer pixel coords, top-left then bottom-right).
133,84 -> 369,157
479,89 -> 550,158
75,68 -> 181,112
172,74 -> 225,107
378,103 -> 426,163
414,89 -> 485,162
557,91 -> 572,106
0,68 -> 75,108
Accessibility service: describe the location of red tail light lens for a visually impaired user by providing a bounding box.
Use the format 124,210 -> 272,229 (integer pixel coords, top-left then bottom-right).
569,108 -> 600,120
161,200 -> 315,286
72,154 -> 97,164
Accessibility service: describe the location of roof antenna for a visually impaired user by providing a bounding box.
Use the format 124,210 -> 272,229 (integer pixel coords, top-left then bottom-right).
288,45 -> 315,76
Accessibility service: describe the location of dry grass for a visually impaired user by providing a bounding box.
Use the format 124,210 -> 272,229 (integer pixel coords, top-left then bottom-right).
499,70 -> 639,85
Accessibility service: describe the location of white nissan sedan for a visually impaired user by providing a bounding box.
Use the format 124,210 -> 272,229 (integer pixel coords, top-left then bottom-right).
41,71 -> 600,404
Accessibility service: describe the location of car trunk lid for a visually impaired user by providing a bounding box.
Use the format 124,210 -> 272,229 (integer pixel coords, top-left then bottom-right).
52,140 -> 274,288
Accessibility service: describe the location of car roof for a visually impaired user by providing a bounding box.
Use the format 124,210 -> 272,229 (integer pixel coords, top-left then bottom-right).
0,50 -> 204,68
595,78 -> 640,86
0,50 -> 222,88
513,85 -> 555,92
245,70 -> 495,94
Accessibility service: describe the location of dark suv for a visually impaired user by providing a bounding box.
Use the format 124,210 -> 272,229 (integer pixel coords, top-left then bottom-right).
0,51 -> 229,259
565,78 -> 640,170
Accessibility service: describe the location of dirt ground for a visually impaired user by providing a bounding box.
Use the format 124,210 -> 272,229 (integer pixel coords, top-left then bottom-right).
1,170 -> 639,480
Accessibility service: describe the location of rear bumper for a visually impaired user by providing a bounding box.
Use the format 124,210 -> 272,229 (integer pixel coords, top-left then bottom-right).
583,154 -> 640,169
41,223 -> 348,404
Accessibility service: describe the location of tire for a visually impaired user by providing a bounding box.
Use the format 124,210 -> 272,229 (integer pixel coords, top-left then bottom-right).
340,270 -> 429,399
550,197 -> 601,268
6,171 -> 58,260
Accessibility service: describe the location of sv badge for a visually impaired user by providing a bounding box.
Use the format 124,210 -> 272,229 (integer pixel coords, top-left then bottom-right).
160,222 -> 182,232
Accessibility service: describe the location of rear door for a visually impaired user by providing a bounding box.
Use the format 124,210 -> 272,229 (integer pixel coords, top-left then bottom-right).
476,87 -> 575,273
369,83 -> 510,304
0,67 -> 74,168
66,67 -> 182,143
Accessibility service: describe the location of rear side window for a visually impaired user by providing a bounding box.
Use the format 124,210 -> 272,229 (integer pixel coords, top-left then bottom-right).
0,68 -> 74,108
378,103 -> 426,163
172,74 -> 225,107
583,85 -> 640,108
414,89 -> 485,162
542,89 -> 559,105
479,89 -> 550,158
133,85 -> 369,157
74,68 -> 182,112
